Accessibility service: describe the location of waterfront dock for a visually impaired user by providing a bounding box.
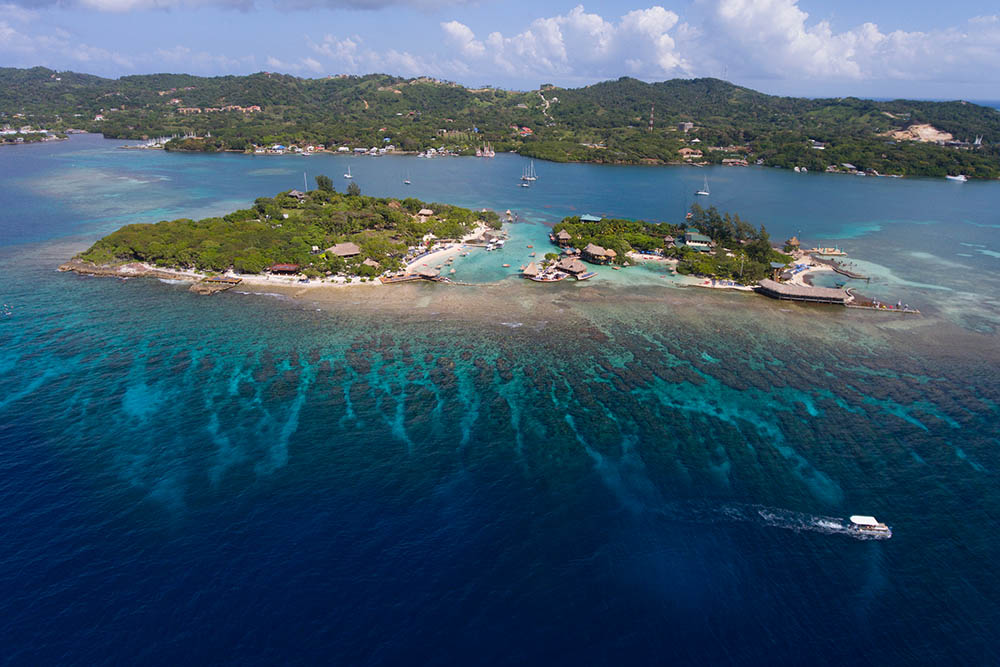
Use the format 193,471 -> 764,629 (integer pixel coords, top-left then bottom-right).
756,279 -> 850,305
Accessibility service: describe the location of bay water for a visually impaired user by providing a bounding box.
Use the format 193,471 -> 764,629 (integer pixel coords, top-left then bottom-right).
1,135 -> 998,664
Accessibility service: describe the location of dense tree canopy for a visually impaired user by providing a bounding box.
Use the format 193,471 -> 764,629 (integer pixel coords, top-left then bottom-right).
4,67 -> 999,177
78,183 -> 501,276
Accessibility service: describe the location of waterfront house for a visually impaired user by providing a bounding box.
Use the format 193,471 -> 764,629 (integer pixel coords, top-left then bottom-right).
287,190 -> 307,201
582,243 -> 617,264
555,257 -> 588,275
325,242 -> 361,257
678,147 -> 703,159
757,279 -> 849,305
522,261 -> 540,278
680,230 -> 713,252
554,230 -> 573,246
268,263 -> 300,274
579,214 -> 602,223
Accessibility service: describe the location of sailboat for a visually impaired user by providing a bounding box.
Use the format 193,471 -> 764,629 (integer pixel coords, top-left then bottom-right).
695,176 -> 710,196
403,170 -> 411,185
521,161 -> 537,181
344,165 -> 352,179
519,165 -> 530,186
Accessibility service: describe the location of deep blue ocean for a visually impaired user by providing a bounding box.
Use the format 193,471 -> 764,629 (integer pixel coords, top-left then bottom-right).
1,135 -> 999,665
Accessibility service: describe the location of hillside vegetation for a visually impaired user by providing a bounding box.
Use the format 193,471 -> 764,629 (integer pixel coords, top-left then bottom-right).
3,67 -> 999,177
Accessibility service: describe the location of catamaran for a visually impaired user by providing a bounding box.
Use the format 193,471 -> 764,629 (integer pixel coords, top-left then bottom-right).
695,176 -> 710,196
344,165 -> 352,179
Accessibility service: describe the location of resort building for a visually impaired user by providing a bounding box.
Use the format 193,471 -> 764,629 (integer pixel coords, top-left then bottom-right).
325,242 -> 361,257
680,230 -> 713,252
756,279 -> 849,305
579,214 -> 602,223
554,230 -> 573,246
555,257 -> 588,275
581,243 -> 617,264
522,261 -> 540,278
268,263 -> 300,274
287,190 -> 307,201
417,208 -> 435,222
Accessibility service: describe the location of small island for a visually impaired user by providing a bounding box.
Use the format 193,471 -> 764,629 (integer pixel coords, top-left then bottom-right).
535,204 -> 789,284
61,176 -> 501,292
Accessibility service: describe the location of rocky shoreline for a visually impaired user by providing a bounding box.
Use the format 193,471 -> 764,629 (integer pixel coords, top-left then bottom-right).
58,258 -> 237,294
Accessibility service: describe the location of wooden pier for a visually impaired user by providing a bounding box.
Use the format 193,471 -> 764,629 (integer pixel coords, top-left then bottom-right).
190,276 -> 242,295
810,255 -> 868,281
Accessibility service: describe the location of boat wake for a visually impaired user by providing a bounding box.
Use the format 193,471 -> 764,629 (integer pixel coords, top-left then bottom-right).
660,502 -> 890,541
733,504 -> 889,540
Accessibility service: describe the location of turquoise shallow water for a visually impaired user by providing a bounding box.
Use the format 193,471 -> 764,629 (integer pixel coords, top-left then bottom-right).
1,136 -> 999,664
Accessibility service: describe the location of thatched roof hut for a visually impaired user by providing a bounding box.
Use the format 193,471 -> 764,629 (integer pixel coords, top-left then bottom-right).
582,243 -> 616,264
786,236 -> 801,247
757,279 -> 848,304
522,261 -> 540,277
556,257 -> 587,274
416,265 -> 440,279
326,242 -> 361,257
362,258 -> 381,268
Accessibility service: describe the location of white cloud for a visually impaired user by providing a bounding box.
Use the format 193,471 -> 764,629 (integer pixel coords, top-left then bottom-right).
0,18 -> 134,67
698,0 -> 1000,84
5,0 -> 471,10
437,4 -> 690,83
430,2 -> 1000,89
305,33 -> 439,78
441,20 -> 484,58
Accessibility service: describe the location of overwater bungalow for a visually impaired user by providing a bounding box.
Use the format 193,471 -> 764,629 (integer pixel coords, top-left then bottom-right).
552,229 -> 573,247
556,256 -> 588,275
756,279 -> 849,305
581,243 -> 617,264
522,262 -> 540,278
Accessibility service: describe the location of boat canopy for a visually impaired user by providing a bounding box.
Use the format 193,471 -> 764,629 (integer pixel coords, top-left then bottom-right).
850,515 -> 879,526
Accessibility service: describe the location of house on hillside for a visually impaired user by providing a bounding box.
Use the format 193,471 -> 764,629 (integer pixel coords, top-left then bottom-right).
417,208 -> 434,222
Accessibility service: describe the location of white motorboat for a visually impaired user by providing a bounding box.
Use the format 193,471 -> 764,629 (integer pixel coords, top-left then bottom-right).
849,515 -> 891,538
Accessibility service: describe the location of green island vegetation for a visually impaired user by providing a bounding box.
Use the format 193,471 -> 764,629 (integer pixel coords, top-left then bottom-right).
0,131 -> 66,145
77,177 -> 500,278
2,67 -> 999,177
554,203 -> 790,284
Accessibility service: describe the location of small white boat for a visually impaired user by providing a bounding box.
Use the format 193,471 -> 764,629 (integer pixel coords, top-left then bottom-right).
695,176 -> 710,196
849,515 -> 892,538
945,174 -> 968,182
344,166 -> 352,179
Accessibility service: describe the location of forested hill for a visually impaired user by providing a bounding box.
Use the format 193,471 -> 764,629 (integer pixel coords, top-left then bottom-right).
3,66 -> 999,177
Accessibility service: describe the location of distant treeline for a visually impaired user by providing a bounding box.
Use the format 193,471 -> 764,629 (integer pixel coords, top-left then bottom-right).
4,67 -> 1000,177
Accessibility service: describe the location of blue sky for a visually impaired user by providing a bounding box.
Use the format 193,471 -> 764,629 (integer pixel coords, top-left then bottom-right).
2,0 -> 1000,99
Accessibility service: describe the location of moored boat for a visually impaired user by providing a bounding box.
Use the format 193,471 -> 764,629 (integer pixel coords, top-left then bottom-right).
945,174 -> 968,182
849,515 -> 891,538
